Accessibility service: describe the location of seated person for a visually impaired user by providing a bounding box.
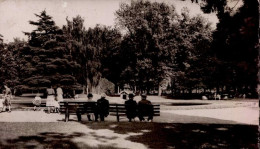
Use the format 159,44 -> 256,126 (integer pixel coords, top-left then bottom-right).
86,93 -> 96,121
125,93 -> 137,122
138,93 -> 153,121
95,93 -> 109,122
33,93 -> 42,111
53,97 -> 60,113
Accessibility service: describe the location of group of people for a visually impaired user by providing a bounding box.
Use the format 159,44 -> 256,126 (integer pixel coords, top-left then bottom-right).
82,93 -> 109,122
80,92 -> 153,122
125,93 -> 153,122
0,85 -> 12,112
32,86 -> 63,112
31,87 -> 153,122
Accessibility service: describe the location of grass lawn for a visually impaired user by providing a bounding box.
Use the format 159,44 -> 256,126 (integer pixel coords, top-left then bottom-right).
0,122 -> 258,149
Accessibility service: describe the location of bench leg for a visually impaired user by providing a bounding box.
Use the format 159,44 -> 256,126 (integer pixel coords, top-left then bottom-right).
65,108 -> 69,122
65,113 -> 68,122
47,107 -> 51,114
117,115 -> 119,122
77,113 -> 82,121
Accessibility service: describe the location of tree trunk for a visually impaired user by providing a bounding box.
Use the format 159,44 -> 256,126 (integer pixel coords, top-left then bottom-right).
158,84 -> 162,96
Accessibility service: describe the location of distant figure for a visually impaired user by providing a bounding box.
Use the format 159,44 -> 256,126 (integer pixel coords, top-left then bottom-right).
86,93 -> 96,121
243,94 -> 246,99
125,93 -> 137,122
202,95 -> 208,100
217,94 -> 221,100
0,94 -> 4,112
95,93 -> 109,121
3,85 -> 12,112
138,93 -> 153,122
56,87 -> 63,101
53,96 -> 60,113
33,93 -> 42,111
46,86 -> 55,113
47,86 -> 55,96
214,92 -> 217,100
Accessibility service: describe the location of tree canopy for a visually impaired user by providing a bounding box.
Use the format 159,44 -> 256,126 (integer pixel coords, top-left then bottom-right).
19,10 -> 80,91
0,0 -> 258,97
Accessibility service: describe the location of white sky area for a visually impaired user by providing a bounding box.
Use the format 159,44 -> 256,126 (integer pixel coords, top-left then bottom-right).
0,0 -> 221,43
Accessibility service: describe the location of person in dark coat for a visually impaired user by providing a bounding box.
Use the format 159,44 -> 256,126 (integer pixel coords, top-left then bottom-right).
138,93 -> 153,121
125,93 -> 137,122
95,93 -> 109,121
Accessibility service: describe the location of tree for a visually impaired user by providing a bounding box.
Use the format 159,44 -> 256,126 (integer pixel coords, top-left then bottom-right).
84,25 -> 122,93
188,0 -> 259,97
20,10 -> 80,92
0,36 -> 22,91
116,1 -> 213,95
63,16 -> 122,93
63,16 -> 87,87
116,1 -> 179,94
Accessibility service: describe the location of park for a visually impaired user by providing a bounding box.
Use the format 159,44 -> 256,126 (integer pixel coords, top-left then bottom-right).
0,0 -> 259,148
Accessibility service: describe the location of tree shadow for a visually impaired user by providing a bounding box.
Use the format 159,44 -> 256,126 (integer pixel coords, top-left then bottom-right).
0,131 -> 120,149
84,122 -> 258,149
0,132 -> 83,149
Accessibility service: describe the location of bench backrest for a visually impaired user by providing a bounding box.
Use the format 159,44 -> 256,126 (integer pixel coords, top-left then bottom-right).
109,104 -> 160,116
59,101 -> 97,114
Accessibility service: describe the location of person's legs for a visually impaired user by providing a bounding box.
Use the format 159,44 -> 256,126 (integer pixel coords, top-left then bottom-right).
87,114 -> 92,121
100,114 -> 105,121
56,107 -> 59,113
94,113 -> 99,121
148,114 -> 153,121
76,112 -> 82,121
138,113 -> 144,121
8,105 -> 11,112
8,100 -> 11,112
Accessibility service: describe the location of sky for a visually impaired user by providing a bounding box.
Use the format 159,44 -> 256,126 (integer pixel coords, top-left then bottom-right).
0,0 -> 222,43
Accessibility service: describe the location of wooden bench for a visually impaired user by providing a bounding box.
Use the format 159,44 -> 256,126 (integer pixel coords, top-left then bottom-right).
109,104 -> 160,122
59,101 -> 97,122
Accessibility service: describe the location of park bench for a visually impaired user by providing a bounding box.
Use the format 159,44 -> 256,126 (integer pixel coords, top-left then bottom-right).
109,104 -> 160,122
59,101 -> 97,122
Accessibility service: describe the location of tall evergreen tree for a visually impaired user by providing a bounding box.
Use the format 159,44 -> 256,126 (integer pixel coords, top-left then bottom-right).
19,10 -> 80,92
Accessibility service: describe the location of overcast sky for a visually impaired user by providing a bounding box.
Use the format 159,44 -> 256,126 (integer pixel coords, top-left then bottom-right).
0,0 -> 221,43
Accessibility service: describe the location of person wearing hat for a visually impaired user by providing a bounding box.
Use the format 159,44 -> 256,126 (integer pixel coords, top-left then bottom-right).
138,93 -> 153,121
125,93 -> 137,122
95,93 -> 109,121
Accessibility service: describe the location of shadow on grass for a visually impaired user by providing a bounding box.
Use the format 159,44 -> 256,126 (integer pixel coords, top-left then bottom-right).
0,131 -> 120,149
84,122 -> 258,149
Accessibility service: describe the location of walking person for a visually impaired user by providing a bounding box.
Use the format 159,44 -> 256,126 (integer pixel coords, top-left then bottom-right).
95,93 -> 109,122
138,93 -> 153,122
125,93 -> 137,122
